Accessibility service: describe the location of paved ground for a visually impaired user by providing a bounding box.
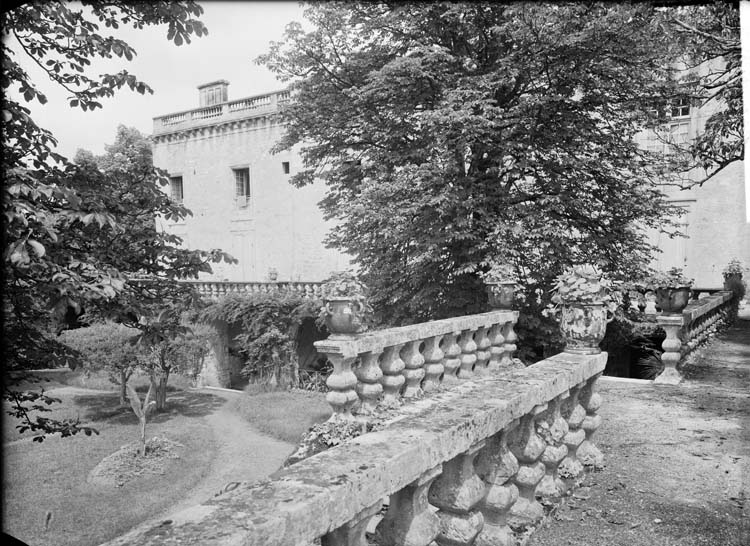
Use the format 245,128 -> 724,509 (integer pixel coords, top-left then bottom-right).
529,306 -> 750,546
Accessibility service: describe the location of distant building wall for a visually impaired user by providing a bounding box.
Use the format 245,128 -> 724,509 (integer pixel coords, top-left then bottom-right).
152,87 -> 350,282
634,59 -> 749,287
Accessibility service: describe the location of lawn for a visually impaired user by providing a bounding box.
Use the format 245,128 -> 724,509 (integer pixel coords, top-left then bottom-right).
3,373 -> 330,546
228,385 -> 332,443
2,381 -> 222,546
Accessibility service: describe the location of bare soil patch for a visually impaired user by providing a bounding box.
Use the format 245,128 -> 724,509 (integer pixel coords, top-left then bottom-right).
87,436 -> 184,487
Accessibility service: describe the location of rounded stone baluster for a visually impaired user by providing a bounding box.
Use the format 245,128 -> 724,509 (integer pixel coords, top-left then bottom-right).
422,335 -> 445,393
655,315 -> 683,384
324,352 -> 358,420
535,393 -> 569,499
500,320 -> 519,368
322,501 -> 381,546
355,351 -> 383,414
508,404 -> 547,527
474,420 -> 520,546
380,344 -> 405,408
457,329 -> 478,379
441,332 -> 462,384
487,323 -> 505,373
375,464 -> 442,546
402,340 -> 426,399
578,374 -> 604,469
558,385 -> 586,482
474,326 -> 491,375
429,441 -> 486,546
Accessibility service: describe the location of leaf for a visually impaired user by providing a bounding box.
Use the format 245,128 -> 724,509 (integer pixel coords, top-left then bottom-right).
27,239 -> 45,258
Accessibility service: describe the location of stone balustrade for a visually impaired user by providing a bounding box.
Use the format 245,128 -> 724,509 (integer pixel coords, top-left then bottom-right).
654,290 -> 735,384
183,280 -> 324,300
152,89 -> 291,135
314,310 -> 520,419
102,350 -> 607,546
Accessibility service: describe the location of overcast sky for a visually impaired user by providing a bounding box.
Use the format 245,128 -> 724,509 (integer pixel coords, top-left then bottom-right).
8,1 -> 307,158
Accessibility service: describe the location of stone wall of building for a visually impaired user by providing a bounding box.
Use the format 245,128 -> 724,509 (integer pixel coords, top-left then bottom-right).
152,87 -> 350,283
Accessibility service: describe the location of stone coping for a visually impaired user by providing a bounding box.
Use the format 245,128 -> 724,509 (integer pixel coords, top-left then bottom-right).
315,310 -> 518,358
102,351 -> 606,546
682,291 -> 733,323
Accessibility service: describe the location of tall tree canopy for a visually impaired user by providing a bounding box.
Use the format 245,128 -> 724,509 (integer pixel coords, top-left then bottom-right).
259,2 -> 686,326
2,2 -> 231,439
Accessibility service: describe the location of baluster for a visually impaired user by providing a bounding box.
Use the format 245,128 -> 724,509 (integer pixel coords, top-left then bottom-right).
380,344 -> 405,407
429,441 -> 486,546
487,323 -> 505,373
322,501 -> 381,546
457,329 -> 478,379
323,351 -> 359,420
654,315 -> 683,385
422,335 -> 445,393
441,332 -> 461,384
375,464 -> 442,546
578,373 -> 604,469
500,320 -> 519,368
473,326 -> 491,375
402,340 -> 426,399
508,404 -> 547,526
558,385 -> 586,482
355,351 -> 383,414
475,421 -> 520,546
536,393 -> 569,499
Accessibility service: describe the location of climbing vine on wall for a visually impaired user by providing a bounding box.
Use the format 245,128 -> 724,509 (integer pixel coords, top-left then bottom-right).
196,293 -> 323,387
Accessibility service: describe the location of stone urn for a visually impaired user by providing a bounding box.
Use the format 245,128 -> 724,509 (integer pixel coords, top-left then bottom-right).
559,302 -> 614,355
319,272 -> 371,338
321,296 -> 368,337
486,281 -> 516,309
654,287 -> 691,314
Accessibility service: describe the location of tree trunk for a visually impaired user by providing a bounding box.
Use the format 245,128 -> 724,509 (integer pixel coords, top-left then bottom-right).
140,415 -> 147,456
119,370 -> 128,407
156,373 -> 169,411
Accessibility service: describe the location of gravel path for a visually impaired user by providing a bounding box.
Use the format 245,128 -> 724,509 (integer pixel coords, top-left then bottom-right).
528,307 -> 750,546
143,388 -> 295,527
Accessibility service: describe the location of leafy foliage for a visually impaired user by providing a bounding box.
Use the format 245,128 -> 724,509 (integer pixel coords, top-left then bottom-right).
1,1 -> 232,440
197,293 -> 322,387
258,3 -> 685,331
642,267 -> 694,289
664,2 -> 742,184
59,321 -> 142,405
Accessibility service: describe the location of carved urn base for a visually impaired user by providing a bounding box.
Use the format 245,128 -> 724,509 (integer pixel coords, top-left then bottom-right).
560,302 -> 613,355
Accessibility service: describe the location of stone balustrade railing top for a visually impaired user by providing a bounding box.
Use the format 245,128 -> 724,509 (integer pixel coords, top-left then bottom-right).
316,310 -> 520,418
102,351 -> 607,546
183,280 -> 324,300
152,89 -> 291,135
655,290 -> 735,384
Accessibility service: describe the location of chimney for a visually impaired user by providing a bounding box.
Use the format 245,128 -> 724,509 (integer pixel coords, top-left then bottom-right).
197,80 -> 229,107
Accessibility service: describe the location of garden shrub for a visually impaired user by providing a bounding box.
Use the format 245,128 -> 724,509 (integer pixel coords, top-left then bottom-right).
59,322 -> 143,405
197,293 -> 323,388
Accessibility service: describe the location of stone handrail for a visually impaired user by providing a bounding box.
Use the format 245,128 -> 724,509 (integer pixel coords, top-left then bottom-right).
183,280 -> 324,300
152,89 -> 291,135
103,350 -> 607,546
316,310 -> 520,418
654,290 -> 735,384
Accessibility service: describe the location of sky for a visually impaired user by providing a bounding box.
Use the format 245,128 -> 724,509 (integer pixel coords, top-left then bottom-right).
7,1 -> 308,158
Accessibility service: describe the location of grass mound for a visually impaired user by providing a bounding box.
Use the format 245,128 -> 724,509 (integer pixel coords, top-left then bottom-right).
87,436 -> 184,487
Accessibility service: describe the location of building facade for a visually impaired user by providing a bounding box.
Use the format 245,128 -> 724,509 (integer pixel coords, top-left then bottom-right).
634,68 -> 748,287
151,81 -> 349,283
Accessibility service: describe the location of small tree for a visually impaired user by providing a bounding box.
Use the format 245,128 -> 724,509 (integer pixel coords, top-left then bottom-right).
59,322 -> 143,406
136,317 -> 210,411
126,382 -> 156,457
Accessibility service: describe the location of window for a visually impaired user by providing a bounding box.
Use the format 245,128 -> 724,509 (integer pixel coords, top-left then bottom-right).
233,168 -> 250,207
670,96 -> 690,118
169,176 -> 183,203
282,161 -> 290,175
